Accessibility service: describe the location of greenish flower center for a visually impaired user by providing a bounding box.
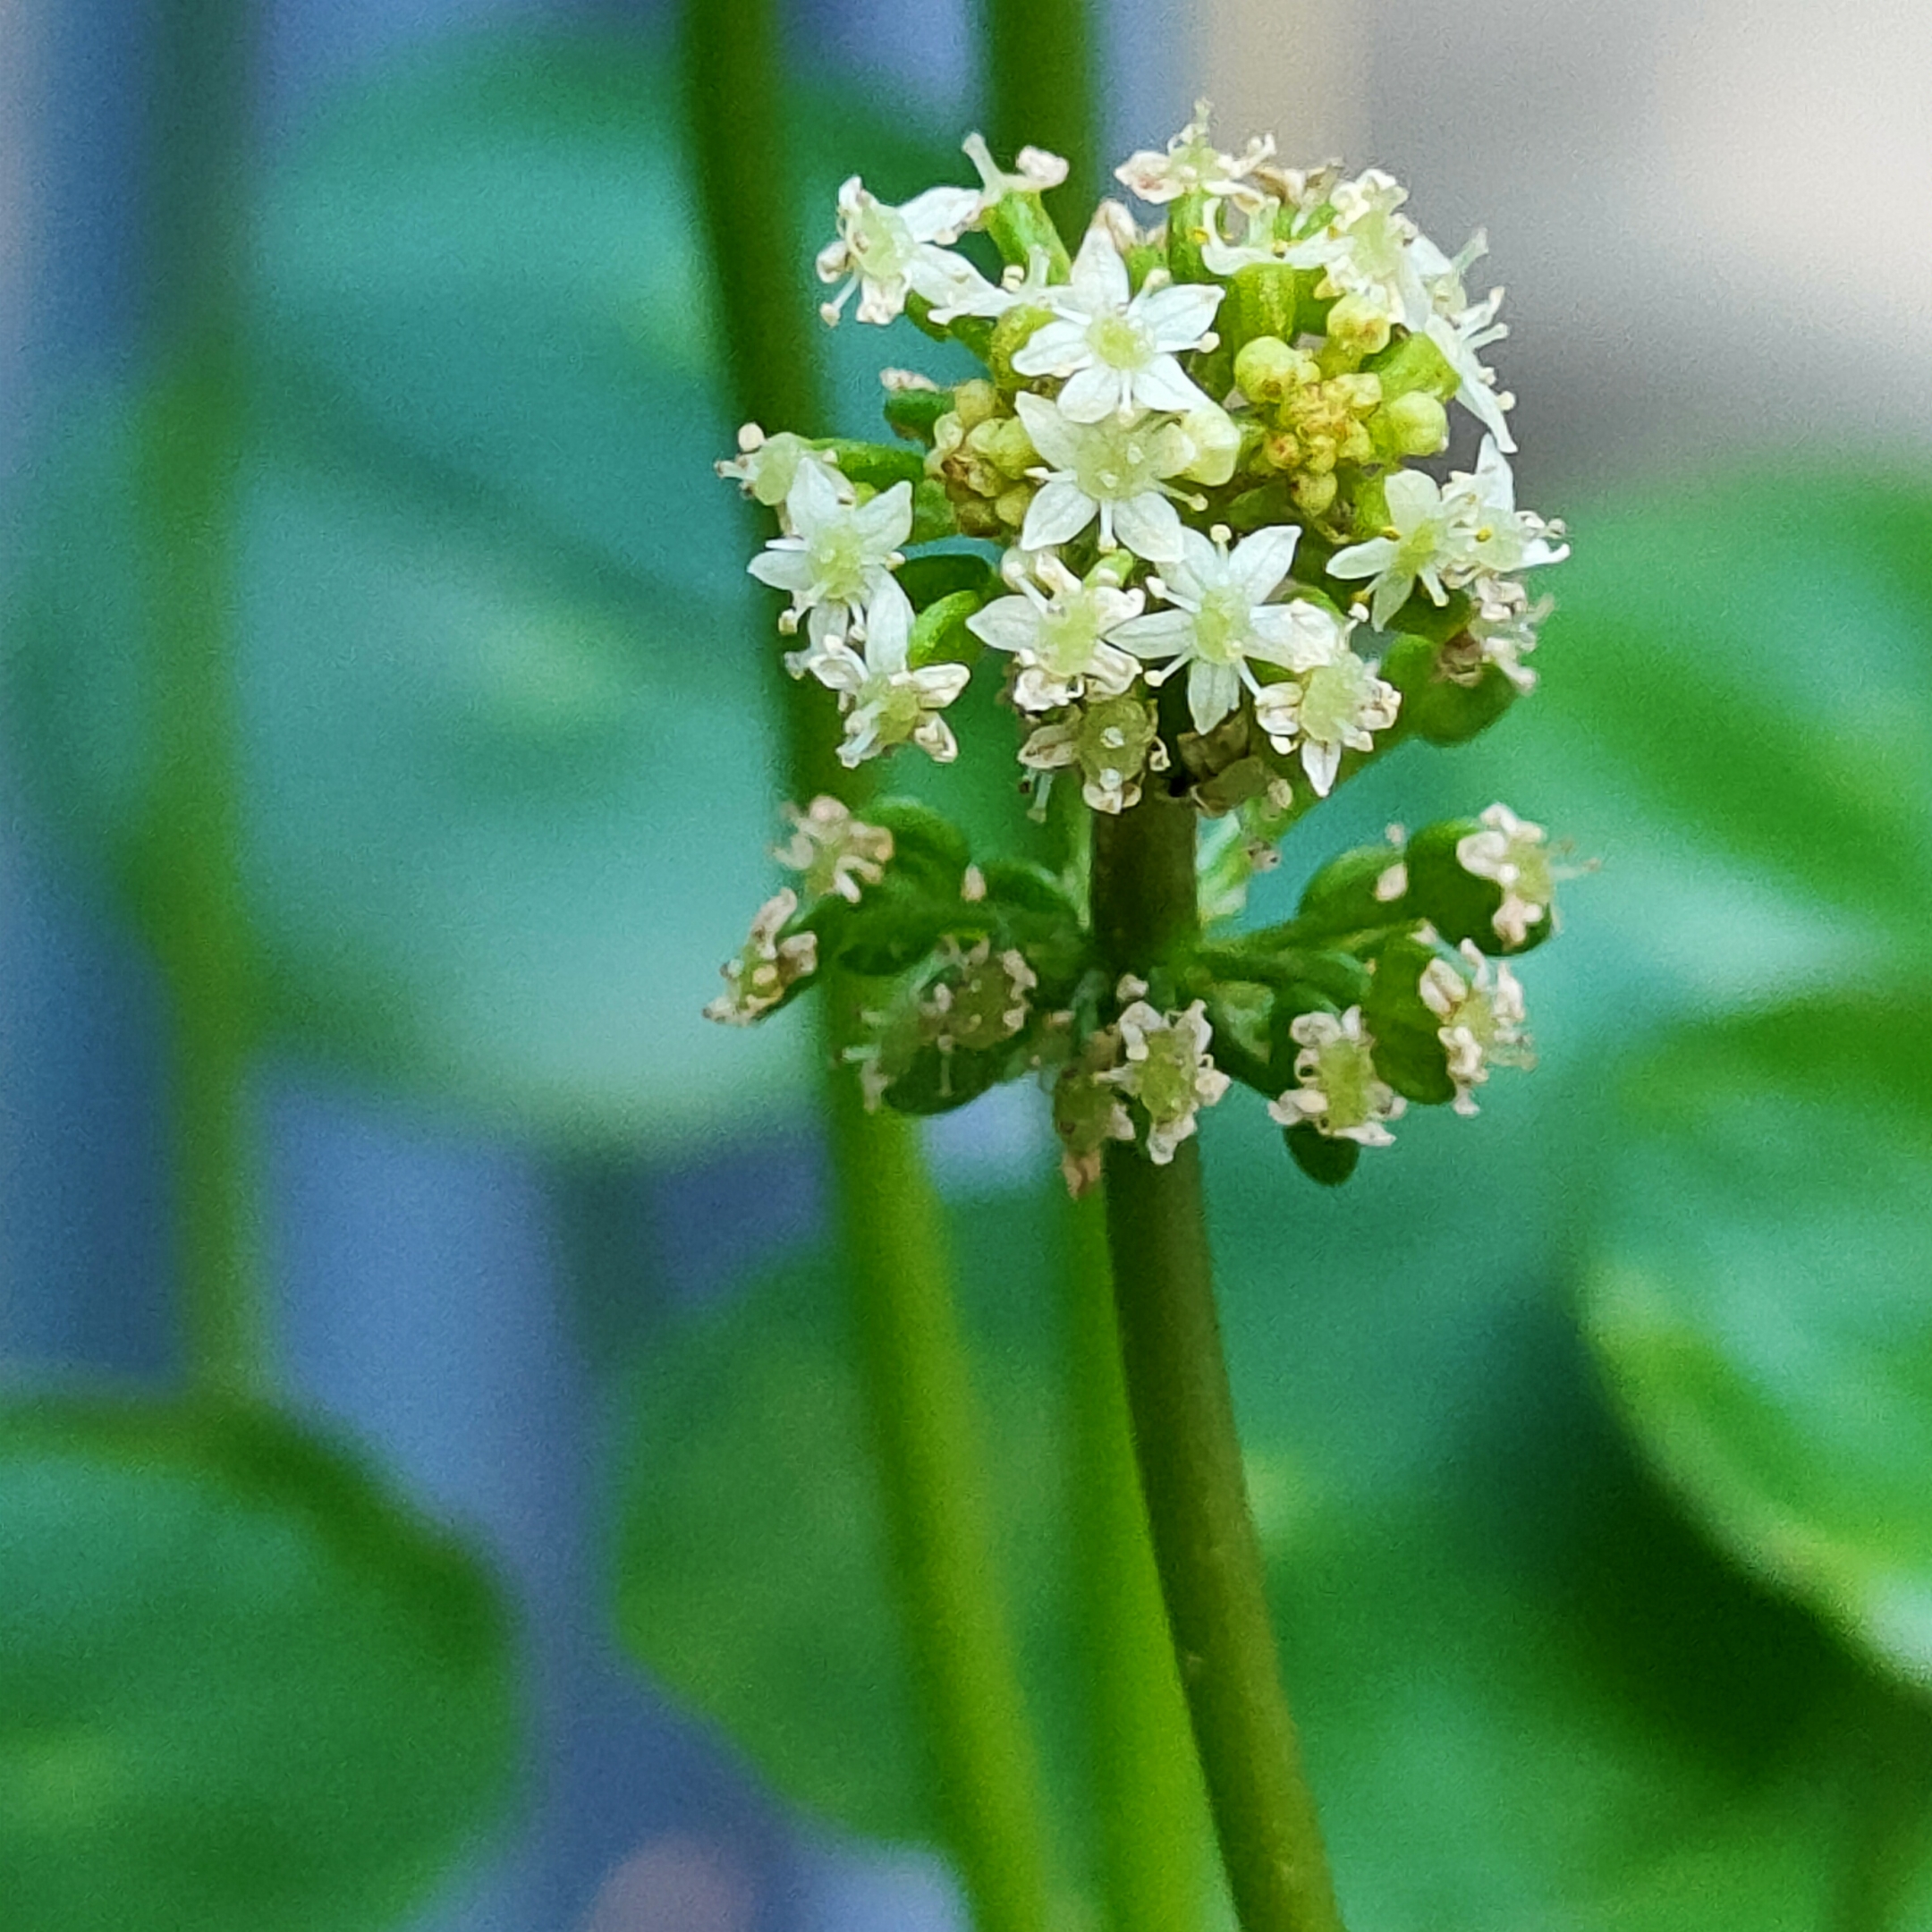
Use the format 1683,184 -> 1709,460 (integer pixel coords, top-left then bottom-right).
1089,312 -> 1152,372
1072,419 -> 1164,503
1138,1031 -> 1199,1123
808,521 -> 871,603
1313,1036 -> 1377,1127
1191,584 -> 1250,665
848,205 -> 916,282
1298,656 -> 1368,742
1038,597 -> 1104,675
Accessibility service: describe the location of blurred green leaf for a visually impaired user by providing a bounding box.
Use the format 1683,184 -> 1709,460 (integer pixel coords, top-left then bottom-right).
616,1110 -> 1888,1924
0,1398 -> 516,1932
1585,998 -> 1932,1688
1,34 -> 1033,1142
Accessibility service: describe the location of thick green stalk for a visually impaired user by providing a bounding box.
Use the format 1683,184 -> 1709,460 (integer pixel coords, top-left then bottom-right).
682,10 -> 1055,1928
985,0 -> 1100,218
1092,795 -> 1346,1932
138,2 -> 267,1398
1060,1189 -> 1207,1932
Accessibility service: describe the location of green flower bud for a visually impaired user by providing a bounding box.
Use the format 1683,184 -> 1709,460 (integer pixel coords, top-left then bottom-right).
1361,933 -> 1458,1106
1375,391 -> 1449,460
953,378 -> 1000,432
1363,330 -> 1459,403
1381,630 -> 1517,745
1405,809 -> 1558,954
1175,402 -> 1241,486
1284,1121 -> 1361,1186
1323,292 -> 1393,359
1296,841 -> 1411,937
1233,335 -> 1309,406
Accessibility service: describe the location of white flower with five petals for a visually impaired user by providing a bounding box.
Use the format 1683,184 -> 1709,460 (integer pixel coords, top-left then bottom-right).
789,579 -> 970,768
1325,468 -> 1467,629
1113,524 -> 1338,733
1250,626 -> 1402,797
1283,169 -> 1451,332
1013,391 -> 1194,563
749,462 -> 911,646
1106,999 -> 1232,1164
1443,437 -> 1569,579
966,551 -> 1145,711
1114,105 -> 1275,211
1012,219 -> 1224,422
816,175 -> 986,325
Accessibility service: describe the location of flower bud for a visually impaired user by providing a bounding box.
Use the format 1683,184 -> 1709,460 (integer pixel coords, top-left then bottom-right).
1404,807 -> 1557,953
1233,335 -> 1308,406
1361,932 -> 1457,1106
1175,402 -> 1241,486
1363,330 -> 1458,403
1323,292 -> 1393,358
1374,391 -> 1449,460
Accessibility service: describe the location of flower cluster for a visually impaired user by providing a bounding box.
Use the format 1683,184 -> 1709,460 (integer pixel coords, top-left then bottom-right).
708,111 -> 1576,1189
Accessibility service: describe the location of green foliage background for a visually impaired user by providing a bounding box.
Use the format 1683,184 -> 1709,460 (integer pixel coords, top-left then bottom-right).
4,27 -> 1932,1932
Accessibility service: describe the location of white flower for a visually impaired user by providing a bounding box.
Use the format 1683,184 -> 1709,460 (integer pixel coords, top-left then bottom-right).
1012,218 -> 1223,422
1443,437 -> 1569,580
1114,104 -> 1275,211
716,425 -> 849,522
774,796 -> 894,904
1106,999 -> 1232,1164
967,551 -> 1145,711
962,131 -> 1070,208
1425,288 -> 1516,452
1114,524 -> 1340,733
1283,169 -> 1449,332
1455,803 -> 1564,948
1250,627 -> 1402,797
1461,578 -> 1551,694
816,174 -> 986,325
1019,692 -> 1169,815
1419,940 -> 1534,1114
1326,467 -> 1468,629
928,242 -> 1057,323
704,889 -> 818,1025
749,462 -> 912,646
1267,1007 -> 1404,1145
791,581 -> 970,768
1013,391 -> 1195,564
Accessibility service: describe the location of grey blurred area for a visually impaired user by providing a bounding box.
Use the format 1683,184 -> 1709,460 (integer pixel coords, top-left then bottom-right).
1194,0 -> 1932,490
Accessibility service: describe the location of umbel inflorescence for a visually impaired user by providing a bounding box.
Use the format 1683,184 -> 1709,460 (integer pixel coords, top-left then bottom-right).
706,110 -> 1577,1191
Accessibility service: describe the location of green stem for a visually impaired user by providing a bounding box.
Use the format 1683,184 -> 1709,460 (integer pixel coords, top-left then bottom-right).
1060,1187 -> 1208,1931
139,2 -> 267,1399
682,11 -> 1055,1927
985,0 -> 1100,219
1092,794 -> 1346,1932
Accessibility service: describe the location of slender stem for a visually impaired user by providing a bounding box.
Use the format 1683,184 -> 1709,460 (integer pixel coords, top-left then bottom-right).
982,3 -> 1213,1909
1060,1188 -> 1208,1932
682,11 -> 1056,1927
828,1074 -> 1056,1932
139,1 -> 268,1398
1093,795 -> 1346,1932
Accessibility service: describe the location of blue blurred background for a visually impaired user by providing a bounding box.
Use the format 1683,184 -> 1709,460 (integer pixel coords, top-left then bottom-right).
5,3 -> 1932,1929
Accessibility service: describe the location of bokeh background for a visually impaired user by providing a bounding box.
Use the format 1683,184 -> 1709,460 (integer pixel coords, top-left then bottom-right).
4,3 -> 1932,1930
